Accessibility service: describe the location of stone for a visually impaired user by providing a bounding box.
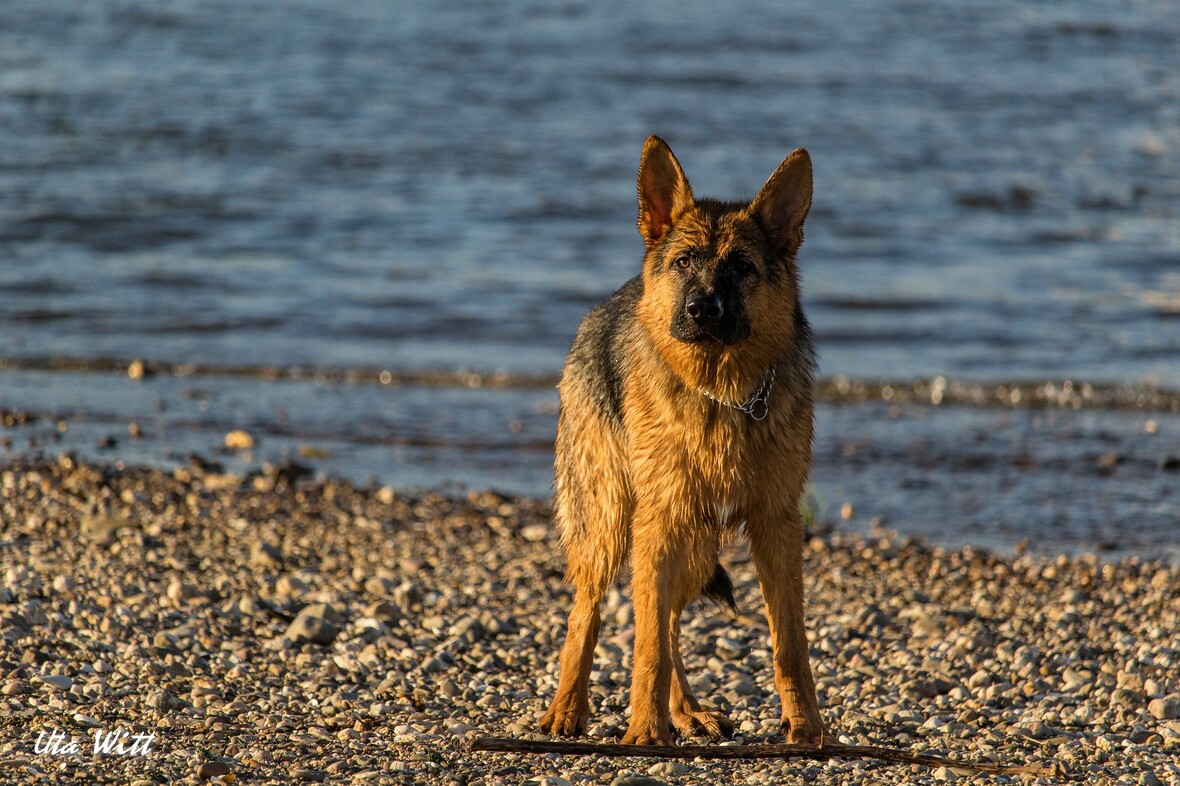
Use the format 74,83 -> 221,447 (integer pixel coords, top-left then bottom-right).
715,637 -> 749,660
1,681 -> 29,696
421,657 -> 446,674
363,600 -> 402,622
81,516 -> 133,544
611,775 -> 666,786
196,761 -> 231,779
520,524 -> 549,542
224,430 -> 254,450
286,605 -> 342,645
150,688 -> 186,713
250,541 -> 283,568
41,674 -> 72,691
1148,695 -> 1180,721
166,579 -> 194,603
906,677 -> 957,698
275,575 -> 309,596
1110,688 -> 1140,709
449,616 -> 485,645
647,762 -> 686,777
300,602 -> 344,626
364,577 -> 397,596
726,674 -> 759,696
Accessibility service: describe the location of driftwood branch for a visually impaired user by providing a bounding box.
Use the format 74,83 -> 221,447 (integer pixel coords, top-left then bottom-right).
469,735 -> 1054,778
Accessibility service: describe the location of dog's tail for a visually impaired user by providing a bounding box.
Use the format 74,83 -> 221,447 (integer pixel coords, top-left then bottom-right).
700,562 -> 736,612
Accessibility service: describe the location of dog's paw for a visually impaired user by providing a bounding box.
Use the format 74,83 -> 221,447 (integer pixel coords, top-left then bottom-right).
782,712 -> 824,748
671,707 -> 734,740
539,696 -> 589,737
621,717 -> 674,746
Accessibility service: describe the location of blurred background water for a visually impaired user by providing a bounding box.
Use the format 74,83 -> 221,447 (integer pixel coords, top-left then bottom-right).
1,0 -> 1178,557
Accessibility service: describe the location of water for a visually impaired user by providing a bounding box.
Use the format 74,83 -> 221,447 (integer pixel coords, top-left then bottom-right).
1,1 -> 1178,557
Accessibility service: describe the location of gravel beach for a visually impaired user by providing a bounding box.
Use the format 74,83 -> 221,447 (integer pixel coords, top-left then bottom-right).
1,456 -> 1178,784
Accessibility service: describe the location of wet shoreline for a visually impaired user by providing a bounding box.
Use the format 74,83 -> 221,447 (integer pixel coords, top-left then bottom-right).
3,362 -> 1178,562
4,356 -> 1180,411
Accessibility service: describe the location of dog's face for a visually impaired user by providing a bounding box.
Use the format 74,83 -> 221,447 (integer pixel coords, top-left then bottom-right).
654,207 -> 764,347
635,136 -> 812,366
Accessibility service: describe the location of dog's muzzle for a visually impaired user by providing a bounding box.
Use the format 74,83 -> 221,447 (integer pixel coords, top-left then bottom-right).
672,289 -> 749,345
685,291 -> 724,324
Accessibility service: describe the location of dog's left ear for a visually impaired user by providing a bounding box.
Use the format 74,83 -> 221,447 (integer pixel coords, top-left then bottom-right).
751,148 -> 812,258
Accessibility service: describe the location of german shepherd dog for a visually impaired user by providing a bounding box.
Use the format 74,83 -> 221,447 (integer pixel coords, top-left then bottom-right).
539,136 -> 824,746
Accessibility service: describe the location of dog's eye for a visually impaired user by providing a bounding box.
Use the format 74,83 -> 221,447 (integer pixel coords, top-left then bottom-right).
671,255 -> 691,270
729,256 -> 753,276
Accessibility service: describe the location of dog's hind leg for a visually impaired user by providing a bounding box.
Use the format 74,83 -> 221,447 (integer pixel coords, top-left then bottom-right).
669,611 -> 734,739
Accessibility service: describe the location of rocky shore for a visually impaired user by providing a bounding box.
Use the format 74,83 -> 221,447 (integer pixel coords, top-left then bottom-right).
1,456 -> 1177,784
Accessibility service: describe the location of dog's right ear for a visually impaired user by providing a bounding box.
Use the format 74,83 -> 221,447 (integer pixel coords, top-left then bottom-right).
637,136 -> 694,246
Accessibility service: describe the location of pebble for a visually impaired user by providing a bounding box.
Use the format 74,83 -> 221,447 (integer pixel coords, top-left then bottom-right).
363,600 -> 402,622
421,657 -> 446,674
1110,688 -> 1140,709
1148,695 -> 1180,720
40,674 -> 72,691
520,524 -> 549,542
1,681 -> 29,696
648,762 -> 686,777
250,541 -> 283,568
81,515 -> 132,544
364,577 -> 397,596
150,688 -> 186,713
196,761 -> 231,779
224,430 -> 255,450
715,636 -> 749,660
727,674 -> 760,696
286,613 -> 342,642
275,574 -> 309,596
449,616 -> 485,645
293,769 -> 327,782
611,775 -> 667,786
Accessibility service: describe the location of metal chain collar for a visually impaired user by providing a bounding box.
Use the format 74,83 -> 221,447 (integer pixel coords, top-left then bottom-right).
699,366 -> 776,421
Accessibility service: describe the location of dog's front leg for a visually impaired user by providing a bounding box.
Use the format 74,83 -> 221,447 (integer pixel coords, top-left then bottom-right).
624,506 -> 704,746
623,520 -> 674,745
747,510 -> 825,746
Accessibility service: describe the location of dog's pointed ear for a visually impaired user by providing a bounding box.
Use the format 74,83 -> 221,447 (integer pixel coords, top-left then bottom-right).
637,136 -> 694,246
752,148 -> 812,258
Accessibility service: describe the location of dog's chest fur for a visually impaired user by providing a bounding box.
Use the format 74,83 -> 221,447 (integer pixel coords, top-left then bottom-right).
624,383 -> 783,531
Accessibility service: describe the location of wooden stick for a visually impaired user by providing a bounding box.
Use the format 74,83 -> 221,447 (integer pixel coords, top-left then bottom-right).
469,736 -> 1054,777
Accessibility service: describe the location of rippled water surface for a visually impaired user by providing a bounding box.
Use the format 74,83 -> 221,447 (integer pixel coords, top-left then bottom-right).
2,1 -> 1178,556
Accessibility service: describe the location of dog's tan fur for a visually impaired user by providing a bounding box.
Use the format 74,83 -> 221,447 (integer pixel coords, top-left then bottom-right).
539,136 -> 824,746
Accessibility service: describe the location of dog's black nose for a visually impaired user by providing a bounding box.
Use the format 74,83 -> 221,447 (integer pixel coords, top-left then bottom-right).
685,292 -> 724,323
